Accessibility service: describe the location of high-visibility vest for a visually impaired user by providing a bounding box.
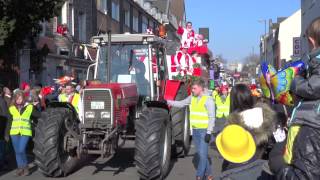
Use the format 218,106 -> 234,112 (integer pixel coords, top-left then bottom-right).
189,96 -> 209,129
59,93 -> 80,112
215,94 -> 230,118
212,90 -> 218,100
9,105 -> 33,136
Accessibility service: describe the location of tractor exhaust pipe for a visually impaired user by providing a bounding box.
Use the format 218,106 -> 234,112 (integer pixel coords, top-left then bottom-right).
107,30 -> 112,82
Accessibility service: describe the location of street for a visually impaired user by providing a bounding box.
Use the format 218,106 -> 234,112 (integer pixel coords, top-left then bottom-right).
0,140 -> 223,180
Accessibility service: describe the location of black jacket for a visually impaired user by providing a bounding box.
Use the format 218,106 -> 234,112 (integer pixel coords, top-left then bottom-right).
269,125 -> 320,180
219,159 -> 274,180
290,48 -> 320,100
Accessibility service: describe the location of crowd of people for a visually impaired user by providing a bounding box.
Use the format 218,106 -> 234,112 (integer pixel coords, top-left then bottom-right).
0,80 -> 84,176
0,16 -> 319,180
168,17 -> 320,180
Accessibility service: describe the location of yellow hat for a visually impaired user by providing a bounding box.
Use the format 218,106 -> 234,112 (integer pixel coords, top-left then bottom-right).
216,124 -> 256,163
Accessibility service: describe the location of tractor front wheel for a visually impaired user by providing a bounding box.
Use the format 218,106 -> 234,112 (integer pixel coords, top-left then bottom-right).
33,108 -> 79,177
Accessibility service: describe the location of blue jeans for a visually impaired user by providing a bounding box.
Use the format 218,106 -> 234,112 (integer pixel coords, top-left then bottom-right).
0,140 -> 5,165
11,135 -> 30,168
193,129 -> 213,177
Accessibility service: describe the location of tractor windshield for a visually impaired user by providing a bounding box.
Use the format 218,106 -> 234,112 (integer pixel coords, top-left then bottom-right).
96,44 -> 151,96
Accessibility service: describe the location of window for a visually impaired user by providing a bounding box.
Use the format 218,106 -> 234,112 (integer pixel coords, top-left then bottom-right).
124,9 -> 130,27
142,16 -> 148,33
78,13 -> 86,42
97,0 -> 107,14
133,15 -> 139,32
111,1 -> 119,21
149,21 -> 154,30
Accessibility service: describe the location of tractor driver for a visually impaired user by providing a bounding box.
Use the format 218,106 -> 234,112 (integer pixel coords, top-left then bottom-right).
134,61 -> 150,95
132,61 -> 150,105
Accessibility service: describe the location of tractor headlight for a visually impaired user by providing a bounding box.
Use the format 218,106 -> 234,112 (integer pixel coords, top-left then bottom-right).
85,111 -> 95,118
101,111 -> 111,119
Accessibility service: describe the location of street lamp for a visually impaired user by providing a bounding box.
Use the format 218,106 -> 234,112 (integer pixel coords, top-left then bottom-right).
258,19 -> 267,61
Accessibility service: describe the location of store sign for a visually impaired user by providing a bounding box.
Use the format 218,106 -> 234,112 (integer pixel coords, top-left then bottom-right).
293,37 -> 301,57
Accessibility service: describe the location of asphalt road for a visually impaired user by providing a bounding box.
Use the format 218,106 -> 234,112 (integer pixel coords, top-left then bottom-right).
0,140 -> 223,180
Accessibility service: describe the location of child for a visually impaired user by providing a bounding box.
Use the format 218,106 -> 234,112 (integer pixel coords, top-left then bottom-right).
217,125 -> 273,180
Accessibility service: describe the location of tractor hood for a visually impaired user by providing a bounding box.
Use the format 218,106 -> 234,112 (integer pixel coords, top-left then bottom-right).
86,82 -> 138,107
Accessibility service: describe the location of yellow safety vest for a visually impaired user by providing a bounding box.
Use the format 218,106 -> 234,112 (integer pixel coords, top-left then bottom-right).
9,105 -> 33,136
284,125 -> 301,164
59,93 -> 80,112
215,94 -> 230,118
189,96 -> 209,129
212,90 -> 218,100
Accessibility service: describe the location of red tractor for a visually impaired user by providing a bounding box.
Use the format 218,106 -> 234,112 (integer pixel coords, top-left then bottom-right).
33,33 -> 191,180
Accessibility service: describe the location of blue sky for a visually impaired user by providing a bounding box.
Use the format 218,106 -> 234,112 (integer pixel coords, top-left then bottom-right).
185,0 -> 300,61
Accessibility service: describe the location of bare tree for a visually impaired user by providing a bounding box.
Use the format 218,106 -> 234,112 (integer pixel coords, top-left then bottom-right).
242,54 -> 260,78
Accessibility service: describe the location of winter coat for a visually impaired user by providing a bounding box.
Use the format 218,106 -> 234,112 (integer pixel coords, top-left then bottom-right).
290,47 -> 320,101
227,102 -> 276,147
268,48 -> 320,179
219,159 -> 274,180
0,96 -> 9,140
269,124 -> 320,179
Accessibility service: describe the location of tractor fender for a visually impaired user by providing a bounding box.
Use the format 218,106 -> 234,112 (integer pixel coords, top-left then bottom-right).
46,101 -> 82,141
144,101 -> 169,112
164,80 -> 187,100
47,101 -> 80,123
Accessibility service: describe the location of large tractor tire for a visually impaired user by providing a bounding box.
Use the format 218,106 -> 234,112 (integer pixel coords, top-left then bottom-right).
33,108 -> 79,177
171,85 -> 190,157
135,107 -> 172,180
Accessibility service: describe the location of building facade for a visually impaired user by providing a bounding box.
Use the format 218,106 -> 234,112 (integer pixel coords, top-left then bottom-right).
23,0 -> 186,87
260,18 -> 284,68
278,9 -> 301,63
260,9 -> 301,70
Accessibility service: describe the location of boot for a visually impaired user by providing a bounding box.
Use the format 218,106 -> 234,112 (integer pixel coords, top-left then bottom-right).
207,176 -> 214,180
22,166 -> 30,176
15,168 -> 24,176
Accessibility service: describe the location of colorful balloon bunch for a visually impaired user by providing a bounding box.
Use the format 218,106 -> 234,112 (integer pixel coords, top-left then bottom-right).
259,60 -> 306,106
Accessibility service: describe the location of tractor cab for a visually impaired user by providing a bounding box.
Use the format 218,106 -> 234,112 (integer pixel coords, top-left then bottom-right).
86,34 -> 168,103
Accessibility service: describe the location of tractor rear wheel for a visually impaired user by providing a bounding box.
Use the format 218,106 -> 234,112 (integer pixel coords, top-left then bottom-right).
33,108 -> 79,177
135,107 -> 172,180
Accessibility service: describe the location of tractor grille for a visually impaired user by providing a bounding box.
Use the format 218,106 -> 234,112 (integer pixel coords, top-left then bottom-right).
82,89 -> 113,129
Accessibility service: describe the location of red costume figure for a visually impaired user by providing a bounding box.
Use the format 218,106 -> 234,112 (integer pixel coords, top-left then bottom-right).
188,34 -> 208,55
174,45 -> 196,76
177,21 -> 195,49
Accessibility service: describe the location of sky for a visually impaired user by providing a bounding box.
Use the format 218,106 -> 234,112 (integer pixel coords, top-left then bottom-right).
185,0 -> 300,61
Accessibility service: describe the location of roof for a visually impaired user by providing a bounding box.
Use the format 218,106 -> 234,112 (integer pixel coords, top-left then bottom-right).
91,33 -> 167,44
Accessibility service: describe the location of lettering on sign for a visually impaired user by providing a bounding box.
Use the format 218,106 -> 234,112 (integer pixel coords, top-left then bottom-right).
293,37 -> 301,57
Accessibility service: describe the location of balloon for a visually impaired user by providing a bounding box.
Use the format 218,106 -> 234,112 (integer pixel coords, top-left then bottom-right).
259,60 -> 305,106
284,60 -> 306,73
259,62 -> 276,100
271,67 -> 295,106
259,73 -> 270,98
40,86 -> 55,97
